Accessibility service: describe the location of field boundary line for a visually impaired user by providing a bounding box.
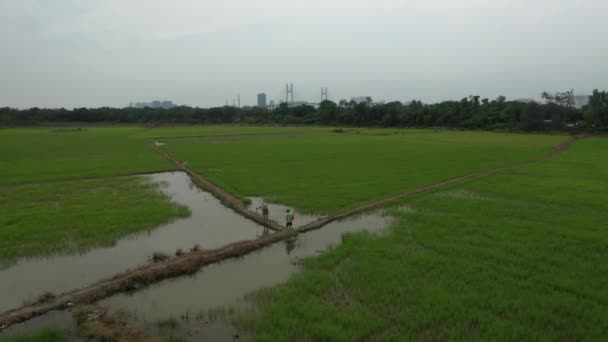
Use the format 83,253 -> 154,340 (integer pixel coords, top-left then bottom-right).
144,129 -> 438,142
149,142 -> 285,232
0,170 -> 178,187
298,135 -> 580,231
150,134 -> 579,234
0,135 -> 580,330
0,230 -> 299,330
335,129 -> 444,136
144,131 -> 320,143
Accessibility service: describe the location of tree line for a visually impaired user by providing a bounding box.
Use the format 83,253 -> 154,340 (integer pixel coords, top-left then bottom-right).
2,89 -> 607,132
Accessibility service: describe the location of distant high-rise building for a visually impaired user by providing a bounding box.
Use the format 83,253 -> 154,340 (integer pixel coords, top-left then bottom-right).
257,93 -> 267,107
132,100 -> 176,109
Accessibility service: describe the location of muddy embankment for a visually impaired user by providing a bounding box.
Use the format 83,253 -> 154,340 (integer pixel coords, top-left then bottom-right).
299,135 -> 580,231
1,304 -> 157,342
150,134 -> 580,233
98,211 -> 393,341
0,172 -> 271,314
0,230 -> 298,329
73,305 -> 159,342
0,135 -> 579,330
149,143 -> 285,232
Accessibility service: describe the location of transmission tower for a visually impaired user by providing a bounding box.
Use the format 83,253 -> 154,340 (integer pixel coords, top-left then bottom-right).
285,83 -> 294,104
321,87 -> 328,102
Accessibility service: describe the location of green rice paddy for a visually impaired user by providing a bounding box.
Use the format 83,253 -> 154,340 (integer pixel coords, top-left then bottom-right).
3,126 -> 604,341
236,137 -> 608,341
160,130 -> 564,212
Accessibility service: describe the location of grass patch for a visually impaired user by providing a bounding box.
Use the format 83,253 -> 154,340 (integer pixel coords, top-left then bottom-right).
0,175 -> 190,263
0,125 -> 339,262
3,327 -> 72,342
161,131 -> 565,213
0,127 -> 175,184
0,126 -> 332,184
236,138 -> 608,340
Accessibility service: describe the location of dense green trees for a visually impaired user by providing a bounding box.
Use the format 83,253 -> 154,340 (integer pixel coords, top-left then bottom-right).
585,89 -> 608,127
520,102 -> 543,131
2,90 -> 606,131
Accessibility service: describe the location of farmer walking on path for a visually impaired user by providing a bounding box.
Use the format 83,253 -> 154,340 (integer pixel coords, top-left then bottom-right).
257,203 -> 269,220
285,209 -> 295,229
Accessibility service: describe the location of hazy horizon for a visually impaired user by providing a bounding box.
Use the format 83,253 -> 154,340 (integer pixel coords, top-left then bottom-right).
1,0 -> 607,109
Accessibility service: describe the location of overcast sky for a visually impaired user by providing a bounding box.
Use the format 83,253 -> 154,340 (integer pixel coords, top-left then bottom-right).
0,0 -> 606,109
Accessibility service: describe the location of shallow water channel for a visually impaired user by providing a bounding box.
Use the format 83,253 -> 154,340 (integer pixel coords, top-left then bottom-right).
0,172 -> 267,313
0,171 -> 394,341
99,212 -> 393,341
0,310 -> 78,340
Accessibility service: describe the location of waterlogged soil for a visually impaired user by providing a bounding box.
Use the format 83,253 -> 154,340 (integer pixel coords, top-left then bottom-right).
0,172 -> 267,313
100,211 -> 393,341
0,310 -> 78,340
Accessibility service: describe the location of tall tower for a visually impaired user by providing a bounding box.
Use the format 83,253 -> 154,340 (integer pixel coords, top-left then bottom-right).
286,83 -> 294,104
321,87 -> 328,102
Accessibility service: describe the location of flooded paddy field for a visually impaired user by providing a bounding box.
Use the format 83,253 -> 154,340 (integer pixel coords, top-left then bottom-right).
0,172 -> 265,313
1,169 -> 393,341
99,211 -> 393,341
2,126 -> 602,341
0,311 -> 78,341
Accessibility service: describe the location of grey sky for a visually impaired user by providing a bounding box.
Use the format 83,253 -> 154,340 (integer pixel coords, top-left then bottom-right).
1,0 -> 606,109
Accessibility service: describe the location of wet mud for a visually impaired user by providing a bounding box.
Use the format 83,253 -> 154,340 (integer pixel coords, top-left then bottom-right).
149,143 -> 285,232
0,310 -> 77,340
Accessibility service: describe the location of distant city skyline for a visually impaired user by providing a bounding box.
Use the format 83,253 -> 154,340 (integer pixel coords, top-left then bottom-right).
1,87 -> 596,110
131,100 -> 176,109
1,1 -> 607,109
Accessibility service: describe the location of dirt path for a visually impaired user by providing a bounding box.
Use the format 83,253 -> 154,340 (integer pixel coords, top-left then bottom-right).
0,135 -> 580,330
150,135 -> 579,233
0,230 -> 298,330
298,135 -> 579,231
149,143 -> 285,232
146,131 -> 314,143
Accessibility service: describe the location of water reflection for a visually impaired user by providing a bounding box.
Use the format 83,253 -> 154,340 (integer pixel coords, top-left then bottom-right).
101,211 -> 394,322
0,172 -> 263,313
284,236 -> 297,255
0,311 -> 76,340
